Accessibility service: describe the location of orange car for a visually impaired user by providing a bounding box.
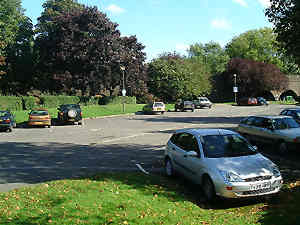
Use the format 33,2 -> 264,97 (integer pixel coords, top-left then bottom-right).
28,109 -> 51,128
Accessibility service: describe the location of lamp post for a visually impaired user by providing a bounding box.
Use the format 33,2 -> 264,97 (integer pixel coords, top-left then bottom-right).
120,66 -> 126,113
233,74 -> 238,105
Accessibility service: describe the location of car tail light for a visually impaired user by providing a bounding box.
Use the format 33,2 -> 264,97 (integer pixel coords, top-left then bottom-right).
4,119 -> 10,123
80,112 -> 82,116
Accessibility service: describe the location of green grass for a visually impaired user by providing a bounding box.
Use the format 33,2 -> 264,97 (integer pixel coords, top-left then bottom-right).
0,172 -> 299,225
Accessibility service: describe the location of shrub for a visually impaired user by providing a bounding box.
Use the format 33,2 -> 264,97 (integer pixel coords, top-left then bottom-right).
40,95 -> 80,108
99,96 -> 136,105
22,96 -> 38,110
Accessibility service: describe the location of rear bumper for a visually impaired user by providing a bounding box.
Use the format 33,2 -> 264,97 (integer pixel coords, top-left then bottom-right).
28,120 -> 51,126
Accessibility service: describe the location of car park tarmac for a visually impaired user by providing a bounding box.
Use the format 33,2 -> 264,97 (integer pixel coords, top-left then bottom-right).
0,104 -> 298,192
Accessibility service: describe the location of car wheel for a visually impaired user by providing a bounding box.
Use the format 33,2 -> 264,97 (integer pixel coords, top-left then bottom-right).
202,176 -> 216,202
6,127 -> 12,132
165,158 -> 175,177
161,111 -> 164,115
279,141 -> 288,155
192,109 -> 194,112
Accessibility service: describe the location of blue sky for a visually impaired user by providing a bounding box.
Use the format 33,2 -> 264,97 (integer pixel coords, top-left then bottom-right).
21,0 -> 272,61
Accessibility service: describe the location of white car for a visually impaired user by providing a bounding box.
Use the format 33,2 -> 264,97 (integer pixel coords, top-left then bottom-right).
164,128 -> 283,201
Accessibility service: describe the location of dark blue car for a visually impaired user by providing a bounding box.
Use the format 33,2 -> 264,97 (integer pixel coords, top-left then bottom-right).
0,110 -> 16,132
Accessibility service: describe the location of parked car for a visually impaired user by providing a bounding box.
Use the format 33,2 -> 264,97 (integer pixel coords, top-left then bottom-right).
193,97 -> 213,109
28,109 -> 51,128
237,115 -> 300,154
237,97 -> 258,106
280,108 -> 300,124
164,128 -> 282,201
0,110 -> 16,132
257,97 -> 269,106
143,102 -> 166,114
175,100 -> 195,112
57,104 -> 83,125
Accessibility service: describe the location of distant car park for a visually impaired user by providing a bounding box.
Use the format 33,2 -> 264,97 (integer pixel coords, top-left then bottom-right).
164,128 -> 283,201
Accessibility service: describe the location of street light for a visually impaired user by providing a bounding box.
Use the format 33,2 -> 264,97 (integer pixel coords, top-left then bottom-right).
233,74 -> 238,105
120,66 -> 126,113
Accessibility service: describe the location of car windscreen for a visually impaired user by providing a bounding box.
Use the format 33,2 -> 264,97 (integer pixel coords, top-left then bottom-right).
30,110 -> 49,116
200,134 -> 257,158
273,118 -> 300,129
154,103 -> 164,107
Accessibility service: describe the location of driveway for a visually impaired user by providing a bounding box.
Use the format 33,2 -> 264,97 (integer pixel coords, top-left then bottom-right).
0,104 -> 297,192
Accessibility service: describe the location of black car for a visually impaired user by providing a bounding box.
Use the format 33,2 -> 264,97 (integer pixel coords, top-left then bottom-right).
280,108 -> 300,124
0,110 -> 16,132
57,104 -> 83,125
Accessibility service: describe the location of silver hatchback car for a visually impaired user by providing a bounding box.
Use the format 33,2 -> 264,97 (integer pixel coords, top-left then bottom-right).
164,129 -> 282,201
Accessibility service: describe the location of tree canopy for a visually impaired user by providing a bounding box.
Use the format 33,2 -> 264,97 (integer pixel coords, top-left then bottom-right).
35,4 -> 147,96
225,27 -> 300,74
266,0 -> 300,65
147,52 -> 211,102
221,58 -> 288,97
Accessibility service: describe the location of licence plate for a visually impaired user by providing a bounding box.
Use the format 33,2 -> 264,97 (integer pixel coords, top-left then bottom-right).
250,182 -> 271,190
157,108 -> 161,111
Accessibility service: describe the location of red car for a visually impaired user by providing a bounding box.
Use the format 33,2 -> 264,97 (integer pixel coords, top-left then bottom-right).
237,97 -> 258,106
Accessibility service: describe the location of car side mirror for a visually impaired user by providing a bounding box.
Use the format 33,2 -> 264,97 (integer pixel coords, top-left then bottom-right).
185,151 -> 198,157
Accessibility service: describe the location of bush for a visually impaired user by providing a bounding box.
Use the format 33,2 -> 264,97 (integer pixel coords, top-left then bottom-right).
40,95 -> 81,108
79,96 -> 101,106
0,96 -> 22,111
99,96 -> 136,105
22,96 -> 38,110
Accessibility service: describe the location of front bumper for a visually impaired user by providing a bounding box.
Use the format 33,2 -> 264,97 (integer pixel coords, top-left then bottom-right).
216,177 -> 283,198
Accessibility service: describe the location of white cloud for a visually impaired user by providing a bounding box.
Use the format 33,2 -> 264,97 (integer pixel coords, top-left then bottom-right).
211,18 -> 231,30
175,43 -> 190,52
106,4 -> 125,14
233,0 -> 248,7
257,0 -> 271,8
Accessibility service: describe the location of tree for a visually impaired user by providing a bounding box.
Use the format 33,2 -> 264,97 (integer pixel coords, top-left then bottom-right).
225,27 -> 300,74
147,52 -> 211,102
265,0 -> 300,65
0,0 -> 25,77
35,5 -> 147,96
188,41 -> 230,75
221,58 -> 288,98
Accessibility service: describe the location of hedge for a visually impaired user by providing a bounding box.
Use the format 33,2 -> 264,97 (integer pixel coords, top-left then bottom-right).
0,96 -> 23,111
40,95 -> 80,108
22,96 -> 38,110
99,96 -> 136,105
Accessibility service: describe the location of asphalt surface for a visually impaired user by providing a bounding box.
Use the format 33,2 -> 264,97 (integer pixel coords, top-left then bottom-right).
0,104 -> 299,192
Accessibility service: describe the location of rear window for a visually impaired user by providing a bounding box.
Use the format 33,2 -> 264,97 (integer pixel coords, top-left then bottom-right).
154,102 -> 164,107
30,110 -> 49,116
0,111 -> 9,117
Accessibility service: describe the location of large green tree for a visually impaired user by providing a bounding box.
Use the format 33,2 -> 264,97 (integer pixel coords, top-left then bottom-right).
188,41 -> 229,75
147,52 -> 211,102
225,27 -> 300,74
0,0 -> 25,77
266,0 -> 300,65
35,4 -> 147,96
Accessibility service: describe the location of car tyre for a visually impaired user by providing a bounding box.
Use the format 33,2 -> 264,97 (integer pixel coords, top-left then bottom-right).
6,127 -> 12,132
165,158 -> 175,177
202,176 -> 216,202
278,141 -> 288,155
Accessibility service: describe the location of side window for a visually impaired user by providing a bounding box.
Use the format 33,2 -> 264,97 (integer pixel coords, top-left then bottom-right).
243,117 -> 255,126
252,117 -> 265,127
170,133 -> 179,145
280,110 -> 287,116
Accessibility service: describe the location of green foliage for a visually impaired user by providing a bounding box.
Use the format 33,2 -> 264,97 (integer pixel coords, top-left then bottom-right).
266,0 -> 300,65
22,96 -> 37,110
100,96 -> 137,105
225,27 -> 300,74
40,95 -> 80,108
0,96 -> 22,111
188,41 -> 230,75
147,52 -> 211,102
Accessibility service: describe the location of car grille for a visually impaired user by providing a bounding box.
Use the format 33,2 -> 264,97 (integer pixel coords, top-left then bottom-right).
244,175 -> 272,182
242,187 -> 276,195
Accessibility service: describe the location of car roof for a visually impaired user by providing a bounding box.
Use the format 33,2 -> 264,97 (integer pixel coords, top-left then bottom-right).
247,115 -> 291,119
282,108 -> 300,111
175,128 -> 237,136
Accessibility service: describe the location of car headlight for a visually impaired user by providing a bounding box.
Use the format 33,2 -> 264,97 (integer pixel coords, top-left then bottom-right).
272,166 -> 281,178
219,170 -> 244,183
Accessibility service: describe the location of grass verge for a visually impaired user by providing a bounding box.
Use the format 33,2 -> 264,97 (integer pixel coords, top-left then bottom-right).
0,172 -> 299,225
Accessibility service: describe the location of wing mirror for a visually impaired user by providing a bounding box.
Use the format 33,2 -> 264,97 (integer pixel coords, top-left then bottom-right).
184,151 -> 198,157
